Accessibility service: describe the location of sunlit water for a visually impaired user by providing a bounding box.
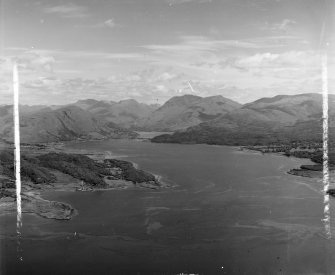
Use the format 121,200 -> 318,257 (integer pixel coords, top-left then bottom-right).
1,139 -> 335,274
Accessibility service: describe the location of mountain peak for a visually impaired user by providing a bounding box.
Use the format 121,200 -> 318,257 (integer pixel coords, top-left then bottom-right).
163,94 -> 202,107
152,92 -> 334,146
76,99 -> 100,105
118,99 -> 139,105
205,95 -> 225,100
248,93 -> 321,106
137,94 -> 241,131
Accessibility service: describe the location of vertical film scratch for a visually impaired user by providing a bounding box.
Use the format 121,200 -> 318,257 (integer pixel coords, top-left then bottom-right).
13,62 -> 23,260
322,51 -> 331,239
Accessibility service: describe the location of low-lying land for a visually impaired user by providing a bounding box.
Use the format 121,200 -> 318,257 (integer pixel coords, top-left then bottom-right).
241,142 -> 335,179
0,143 -> 164,220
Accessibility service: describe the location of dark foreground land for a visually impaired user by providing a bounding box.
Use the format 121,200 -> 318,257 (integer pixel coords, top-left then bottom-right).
0,143 -> 164,220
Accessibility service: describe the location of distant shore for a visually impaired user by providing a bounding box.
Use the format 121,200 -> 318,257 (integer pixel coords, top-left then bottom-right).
240,144 -> 334,180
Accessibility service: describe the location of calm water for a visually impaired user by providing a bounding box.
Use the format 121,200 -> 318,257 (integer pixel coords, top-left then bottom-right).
1,140 -> 335,274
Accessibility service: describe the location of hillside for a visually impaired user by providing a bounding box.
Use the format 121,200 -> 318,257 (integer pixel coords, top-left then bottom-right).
137,94 -> 241,131
0,105 -> 138,143
72,99 -> 159,128
152,93 -> 335,146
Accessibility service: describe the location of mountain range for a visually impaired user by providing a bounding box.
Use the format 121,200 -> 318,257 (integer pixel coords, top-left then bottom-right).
0,105 -> 137,143
0,93 -> 332,145
152,93 -> 335,145
136,94 -> 241,131
70,99 -> 159,129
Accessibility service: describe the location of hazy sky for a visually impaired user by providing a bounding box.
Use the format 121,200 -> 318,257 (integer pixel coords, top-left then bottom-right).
0,0 -> 334,105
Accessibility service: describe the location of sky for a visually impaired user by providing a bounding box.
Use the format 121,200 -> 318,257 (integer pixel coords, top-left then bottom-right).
0,0 -> 335,105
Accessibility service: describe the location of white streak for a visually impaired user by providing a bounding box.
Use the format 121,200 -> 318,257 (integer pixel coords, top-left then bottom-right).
13,62 -> 23,259
188,81 -> 195,93
322,52 -> 331,239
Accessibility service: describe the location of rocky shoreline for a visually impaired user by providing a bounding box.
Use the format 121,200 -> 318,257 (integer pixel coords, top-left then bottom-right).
0,189 -> 77,220
240,145 -> 335,179
0,142 -> 167,220
287,165 -> 324,178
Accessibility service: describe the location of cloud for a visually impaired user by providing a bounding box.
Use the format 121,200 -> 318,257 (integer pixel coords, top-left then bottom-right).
157,72 -> 177,81
75,18 -> 120,29
277,19 -> 296,31
143,35 -> 261,53
57,50 -> 141,59
16,51 -> 55,72
1,40 -> 325,106
43,3 -> 89,18
6,47 -> 142,61
104,19 -> 117,28
0,83 -> 11,94
0,50 -> 56,81
143,35 -> 303,59
235,51 -> 319,71
23,77 -> 61,89
262,19 -> 297,32
140,35 -> 310,85
17,66 -> 190,105
14,50 -> 323,105
0,57 -> 11,71
166,0 -> 213,5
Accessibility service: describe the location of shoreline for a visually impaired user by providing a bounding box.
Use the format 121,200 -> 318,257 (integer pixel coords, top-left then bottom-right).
0,139 -> 326,221
0,189 -> 78,220
239,145 -> 331,180
0,142 -> 169,221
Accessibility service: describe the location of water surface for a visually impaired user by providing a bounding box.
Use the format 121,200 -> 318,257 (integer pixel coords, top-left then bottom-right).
1,140 -> 335,274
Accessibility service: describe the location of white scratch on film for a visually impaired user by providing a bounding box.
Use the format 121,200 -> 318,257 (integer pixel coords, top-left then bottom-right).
13,62 -> 23,260
188,81 -> 195,93
322,52 -> 331,239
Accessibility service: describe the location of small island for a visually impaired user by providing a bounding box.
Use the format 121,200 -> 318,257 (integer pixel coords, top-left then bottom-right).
0,143 -> 165,220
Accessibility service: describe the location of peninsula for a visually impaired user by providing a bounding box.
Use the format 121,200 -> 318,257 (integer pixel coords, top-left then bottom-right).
0,143 -> 164,220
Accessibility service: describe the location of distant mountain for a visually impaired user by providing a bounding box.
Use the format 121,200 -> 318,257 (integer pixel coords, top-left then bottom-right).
0,104 -> 52,117
152,93 -> 335,145
137,94 -> 242,131
71,99 -> 159,128
237,93 -> 325,125
0,105 -> 138,143
3,93 -> 332,145
0,105 -> 40,141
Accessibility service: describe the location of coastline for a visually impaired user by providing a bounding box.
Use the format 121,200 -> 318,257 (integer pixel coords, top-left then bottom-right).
0,140 -> 168,221
0,138 -> 326,221
239,145 -> 331,180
